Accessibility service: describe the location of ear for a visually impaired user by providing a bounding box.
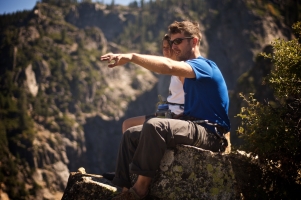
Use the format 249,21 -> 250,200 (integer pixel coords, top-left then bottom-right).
192,37 -> 198,46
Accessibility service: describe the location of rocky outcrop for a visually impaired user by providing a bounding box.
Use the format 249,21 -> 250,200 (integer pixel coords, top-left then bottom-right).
65,2 -> 136,41
204,0 -> 291,90
30,122 -> 85,199
146,145 -> 237,200
62,145 -> 263,200
61,167 -> 120,200
25,64 -> 39,97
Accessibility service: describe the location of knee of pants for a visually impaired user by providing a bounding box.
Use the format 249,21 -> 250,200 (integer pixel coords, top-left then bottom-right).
123,128 -> 132,138
142,118 -> 158,132
123,125 -> 142,145
142,118 -> 168,140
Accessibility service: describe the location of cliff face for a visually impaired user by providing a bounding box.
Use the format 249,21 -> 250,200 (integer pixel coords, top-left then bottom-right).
0,0 -> 298,199
204,0 -> 290,89
0,3 -> 158,199
65,3 -> 136,41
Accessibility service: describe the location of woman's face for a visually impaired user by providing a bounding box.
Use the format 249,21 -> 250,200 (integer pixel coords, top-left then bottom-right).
162,40 -> 171,58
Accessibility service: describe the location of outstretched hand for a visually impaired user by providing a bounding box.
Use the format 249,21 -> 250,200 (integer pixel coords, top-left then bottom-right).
100,53 -> 132,68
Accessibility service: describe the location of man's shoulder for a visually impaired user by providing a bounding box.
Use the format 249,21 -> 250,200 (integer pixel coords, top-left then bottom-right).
186,56 -> 216,69
186,56 -> 205,64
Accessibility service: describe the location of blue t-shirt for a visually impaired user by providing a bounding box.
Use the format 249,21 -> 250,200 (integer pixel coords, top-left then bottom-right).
183,56 -> 230,131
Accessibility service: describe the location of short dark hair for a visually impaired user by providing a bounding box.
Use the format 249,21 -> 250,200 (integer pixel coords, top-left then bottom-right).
162,33 -> 171,49
162,34 -> 170,42
168,21 -> 202,44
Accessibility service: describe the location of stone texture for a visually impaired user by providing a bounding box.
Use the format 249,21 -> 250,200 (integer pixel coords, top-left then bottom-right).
61,168 -> 121,200
25,64 -> 39,97
149,145 -> 237,200
62,145 -> 261,200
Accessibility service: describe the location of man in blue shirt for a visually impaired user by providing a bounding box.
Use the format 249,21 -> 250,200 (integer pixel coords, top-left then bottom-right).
101,20 -> 230,200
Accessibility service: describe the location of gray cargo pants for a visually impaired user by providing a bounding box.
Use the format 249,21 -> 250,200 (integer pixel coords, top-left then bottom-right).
112,117 -> 221,188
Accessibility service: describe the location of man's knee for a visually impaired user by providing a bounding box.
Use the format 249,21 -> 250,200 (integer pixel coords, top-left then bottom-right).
142,118 -> 160,132
142,118 -> 170,141
123,125 -> 143,142
123,128 -> 132,138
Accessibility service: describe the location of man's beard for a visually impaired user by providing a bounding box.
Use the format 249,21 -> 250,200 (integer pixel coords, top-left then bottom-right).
174,45 -> 192,61
177,50 -> 191,61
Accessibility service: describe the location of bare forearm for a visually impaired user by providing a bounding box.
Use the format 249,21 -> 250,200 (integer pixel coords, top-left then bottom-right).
131,53 -> 173,75
100,53 -> 195,78
131,54 -> 195,78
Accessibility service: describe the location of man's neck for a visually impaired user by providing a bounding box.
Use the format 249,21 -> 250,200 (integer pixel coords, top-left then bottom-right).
189,50 -> 201,60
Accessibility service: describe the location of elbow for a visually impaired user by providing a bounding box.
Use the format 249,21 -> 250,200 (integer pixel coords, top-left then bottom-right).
161,60 -> 174,75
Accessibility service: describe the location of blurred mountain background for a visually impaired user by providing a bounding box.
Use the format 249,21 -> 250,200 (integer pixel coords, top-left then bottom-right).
0,0 -> 300,199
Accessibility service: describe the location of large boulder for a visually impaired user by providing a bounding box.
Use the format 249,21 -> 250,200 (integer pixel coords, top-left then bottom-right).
146,145 -> 237,199
62,144 -> 262,200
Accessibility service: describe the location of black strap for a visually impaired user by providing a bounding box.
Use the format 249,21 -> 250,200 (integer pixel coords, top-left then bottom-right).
165,101 -> 184,107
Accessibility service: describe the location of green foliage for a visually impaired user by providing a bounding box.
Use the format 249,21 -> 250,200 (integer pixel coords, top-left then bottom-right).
0,35 -> 35,198
261,26 -> 301,98
0,90 -> 33,199
237,22 -> 301,198
56,114 -> 76,134
0,151 -> 30,199
0,121 -> 8,147
0,11 -> 30,29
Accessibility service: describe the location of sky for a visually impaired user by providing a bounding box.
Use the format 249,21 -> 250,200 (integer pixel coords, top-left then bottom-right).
0,0 -> 137,15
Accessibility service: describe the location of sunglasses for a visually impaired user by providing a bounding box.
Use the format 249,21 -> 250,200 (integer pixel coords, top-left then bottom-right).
169,37 -> 193,46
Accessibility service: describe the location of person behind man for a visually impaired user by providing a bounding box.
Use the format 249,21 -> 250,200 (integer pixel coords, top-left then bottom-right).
122,34 -> 185,133
100,20 -> 230,200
